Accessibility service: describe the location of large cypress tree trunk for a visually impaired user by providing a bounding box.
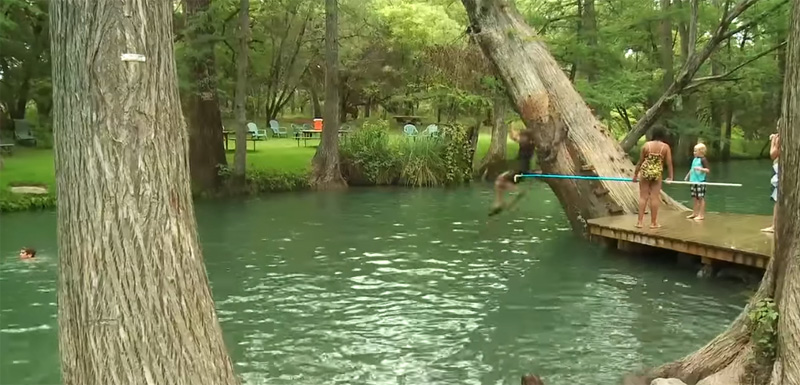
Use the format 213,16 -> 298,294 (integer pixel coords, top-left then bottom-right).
185,0 -> 228,193
50,1 -> 240,384
460,0 -> 685,230
310,0 -> 346,189
647,2 -> 800,383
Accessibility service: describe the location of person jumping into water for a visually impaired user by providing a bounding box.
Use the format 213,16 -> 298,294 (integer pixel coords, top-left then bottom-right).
489,127 -> 536,216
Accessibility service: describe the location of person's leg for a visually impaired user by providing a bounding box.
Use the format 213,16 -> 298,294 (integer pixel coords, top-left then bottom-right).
695,186 -> 706,220
648,180 -> 663,228
762,203 -> 777,232
636,180 -> 651,228
762,189 -> 777,232
687,185 -> 698,218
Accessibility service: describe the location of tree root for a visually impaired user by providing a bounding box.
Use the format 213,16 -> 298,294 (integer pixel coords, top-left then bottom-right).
646,257 -> 777,384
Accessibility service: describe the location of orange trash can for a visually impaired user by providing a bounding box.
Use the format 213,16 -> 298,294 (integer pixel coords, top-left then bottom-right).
313,118 -> 323,130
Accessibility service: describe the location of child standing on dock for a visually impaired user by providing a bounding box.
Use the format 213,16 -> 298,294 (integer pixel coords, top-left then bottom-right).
632,126 -> 674,229
685,143 -> 710,220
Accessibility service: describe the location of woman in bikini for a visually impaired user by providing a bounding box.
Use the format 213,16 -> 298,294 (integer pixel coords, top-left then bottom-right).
632,127 -> 674,228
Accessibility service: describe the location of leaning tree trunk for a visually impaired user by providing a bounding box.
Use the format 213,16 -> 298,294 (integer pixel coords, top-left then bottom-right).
648,3 -> 800,383
233,0 -> 250,183
50,1 -> 240,384
477,95 -> 509,179
185,0 -> 228,193
460,0 -> 686,230
310,0 -> 346,189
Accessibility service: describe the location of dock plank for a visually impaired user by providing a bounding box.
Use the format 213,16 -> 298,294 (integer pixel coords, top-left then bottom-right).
586,211 -> 774,268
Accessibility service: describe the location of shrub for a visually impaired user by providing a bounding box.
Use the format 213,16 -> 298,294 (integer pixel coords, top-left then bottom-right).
0,192 -> 57,213
339,121 -> 473,188
392,135 -> 446,187
339,120 -> 397,185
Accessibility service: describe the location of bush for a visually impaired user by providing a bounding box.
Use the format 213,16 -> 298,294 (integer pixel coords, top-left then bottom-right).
0,192 -> 57,213
339,120 -> 473,187
339,120 -> 397,185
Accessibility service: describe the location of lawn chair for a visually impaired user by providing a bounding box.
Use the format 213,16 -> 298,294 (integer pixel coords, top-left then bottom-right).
422,124 -> 439,138
403,124 -> 418,138
268,120 -> 288,138
247,122 -> 268,140
0,138 -> 14,155
13,119 -> 37,146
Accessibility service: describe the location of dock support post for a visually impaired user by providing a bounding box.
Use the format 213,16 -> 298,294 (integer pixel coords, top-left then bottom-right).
697,257 -> 716,279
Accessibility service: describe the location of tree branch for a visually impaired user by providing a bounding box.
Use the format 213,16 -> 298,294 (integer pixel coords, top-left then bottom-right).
719,0 -> 790,41
684,41 -> 787,92
618,0 -> 781,151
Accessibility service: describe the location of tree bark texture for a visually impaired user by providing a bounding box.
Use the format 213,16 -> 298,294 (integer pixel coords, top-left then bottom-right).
185,0 -> 228,193
233,0 -> 250,180
50,1 -> 240,384
311,0 -> 346,189
649,2 -> 800,383
477,95 -> 509,179
460,0 -> 686,231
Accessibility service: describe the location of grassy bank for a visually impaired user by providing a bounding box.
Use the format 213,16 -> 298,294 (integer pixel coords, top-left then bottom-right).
0,130 -> 508,212
0,118 -> 766,213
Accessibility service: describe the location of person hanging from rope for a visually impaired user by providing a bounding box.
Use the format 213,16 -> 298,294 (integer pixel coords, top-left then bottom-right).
489,127 -> 537,216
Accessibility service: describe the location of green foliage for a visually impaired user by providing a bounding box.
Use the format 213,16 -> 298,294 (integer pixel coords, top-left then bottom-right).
339,119 -> 472,187
0,192 -> 56,213
339,120 -> 397,185
245,170 -> 310,193
744,298 -> 779,384
748,298 -> 779,360
394,134 -> 446,187
440,124 -> 474,185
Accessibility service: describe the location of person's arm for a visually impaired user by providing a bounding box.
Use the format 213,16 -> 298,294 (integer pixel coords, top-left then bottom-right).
665,146 -> 674,181
633,144 -> 647,182
700,157 -> 710,174
770,134 -> 780,160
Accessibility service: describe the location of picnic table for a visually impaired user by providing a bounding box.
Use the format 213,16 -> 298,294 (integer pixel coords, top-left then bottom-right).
222,130 -> 257,151
393,115 -> 423,125
296,129 -> 352,147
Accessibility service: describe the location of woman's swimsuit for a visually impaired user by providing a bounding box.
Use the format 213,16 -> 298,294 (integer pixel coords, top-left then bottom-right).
640,142 -> 667,181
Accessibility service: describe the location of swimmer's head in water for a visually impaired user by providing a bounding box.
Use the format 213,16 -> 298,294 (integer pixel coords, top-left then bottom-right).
19,248 -> 36,259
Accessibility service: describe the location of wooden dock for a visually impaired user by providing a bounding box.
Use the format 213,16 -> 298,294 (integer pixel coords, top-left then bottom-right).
587,211 -> 774,269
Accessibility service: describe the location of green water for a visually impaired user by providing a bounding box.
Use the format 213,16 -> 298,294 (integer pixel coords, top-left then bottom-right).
0,160 -> 774,385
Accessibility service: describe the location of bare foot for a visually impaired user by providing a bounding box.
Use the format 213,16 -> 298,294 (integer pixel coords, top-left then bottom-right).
694,216 -> 704,221
650,223 -> 662,229
635,222 -> 643,228
761,226 -> 774,233
686,214 -> 696,219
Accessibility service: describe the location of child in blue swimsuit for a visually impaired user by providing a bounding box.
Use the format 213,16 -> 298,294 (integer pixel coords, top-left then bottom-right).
685,143 -> 710,220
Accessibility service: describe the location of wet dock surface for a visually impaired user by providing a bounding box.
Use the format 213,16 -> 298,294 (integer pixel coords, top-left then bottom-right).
587,211 -> 773,268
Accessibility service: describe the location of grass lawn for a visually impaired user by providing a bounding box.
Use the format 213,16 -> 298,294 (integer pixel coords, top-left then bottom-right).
0,132 -> 512,193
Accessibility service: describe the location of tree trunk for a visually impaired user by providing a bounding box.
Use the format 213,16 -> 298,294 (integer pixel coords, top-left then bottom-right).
648,2 -> 800,383
49,0 -> 240,384
310,86 -> 322,118
233,0 -> 249,181
310,0 -> 346,190
477,95 -> 510,179
185,0 -> 227,193
579,0 -> 598,82
460,0 -> 686,231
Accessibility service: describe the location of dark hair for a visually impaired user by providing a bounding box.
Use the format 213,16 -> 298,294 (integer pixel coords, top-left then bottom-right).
650,126 -> 668,141
22,248 -> 36,257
